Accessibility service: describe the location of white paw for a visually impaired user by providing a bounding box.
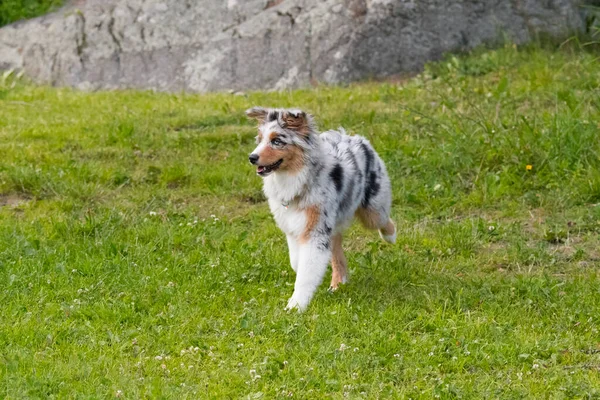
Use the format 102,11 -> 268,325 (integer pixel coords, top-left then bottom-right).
285,295 -> 308,312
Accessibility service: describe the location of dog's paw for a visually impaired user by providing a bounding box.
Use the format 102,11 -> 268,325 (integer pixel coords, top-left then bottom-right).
285,296 -> 308,312
329,275 -> 348,292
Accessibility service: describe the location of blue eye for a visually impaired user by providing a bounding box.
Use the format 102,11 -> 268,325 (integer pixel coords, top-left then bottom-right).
271,138 -> 283,146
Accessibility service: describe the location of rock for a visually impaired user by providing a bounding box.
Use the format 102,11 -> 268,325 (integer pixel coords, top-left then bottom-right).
0,0 -> 590,92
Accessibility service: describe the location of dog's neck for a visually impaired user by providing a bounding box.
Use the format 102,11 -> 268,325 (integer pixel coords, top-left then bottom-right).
263,168 -> 310,204
262,142 -> 323,205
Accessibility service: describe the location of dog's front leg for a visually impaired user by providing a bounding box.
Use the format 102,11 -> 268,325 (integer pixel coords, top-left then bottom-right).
285,237 -> 331,312
286,235 -> 299,272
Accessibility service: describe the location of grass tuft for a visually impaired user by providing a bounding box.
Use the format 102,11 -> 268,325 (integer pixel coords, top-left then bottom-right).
0,0 -> 63,27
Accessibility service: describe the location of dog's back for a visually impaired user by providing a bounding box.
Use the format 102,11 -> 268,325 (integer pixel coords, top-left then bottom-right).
319,129 -> 394,242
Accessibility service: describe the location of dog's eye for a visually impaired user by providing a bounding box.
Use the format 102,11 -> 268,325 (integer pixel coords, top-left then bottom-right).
271,138 -> 283,146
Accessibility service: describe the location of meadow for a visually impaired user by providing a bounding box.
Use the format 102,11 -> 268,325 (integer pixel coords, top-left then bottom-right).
1,42 -> 600,398
0,0 -> 63,27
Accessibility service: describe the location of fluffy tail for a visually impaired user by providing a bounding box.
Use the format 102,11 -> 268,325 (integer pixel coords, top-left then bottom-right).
378,219 -> 396,244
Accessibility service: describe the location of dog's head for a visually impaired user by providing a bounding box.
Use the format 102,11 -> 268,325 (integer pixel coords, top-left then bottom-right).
246,107 -> 315,177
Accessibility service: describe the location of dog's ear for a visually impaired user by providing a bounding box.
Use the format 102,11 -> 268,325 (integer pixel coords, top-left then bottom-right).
279,109 -> 311,135
245,107 -> 269,124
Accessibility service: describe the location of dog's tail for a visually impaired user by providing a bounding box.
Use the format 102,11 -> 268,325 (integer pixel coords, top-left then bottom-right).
378,219 -> 396,244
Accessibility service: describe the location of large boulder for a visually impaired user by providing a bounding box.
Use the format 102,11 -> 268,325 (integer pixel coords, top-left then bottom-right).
0,0 -> 588,92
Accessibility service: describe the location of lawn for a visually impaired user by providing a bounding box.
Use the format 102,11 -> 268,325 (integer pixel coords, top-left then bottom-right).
0,0 -> 63,27
1,42 -> 600,398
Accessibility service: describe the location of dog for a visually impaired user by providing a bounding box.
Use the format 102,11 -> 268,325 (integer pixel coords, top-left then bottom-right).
246,107 -> 395,311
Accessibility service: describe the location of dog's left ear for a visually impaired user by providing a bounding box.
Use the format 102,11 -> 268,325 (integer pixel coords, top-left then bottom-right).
246,106 -> 269,124
279,109 -> 310,134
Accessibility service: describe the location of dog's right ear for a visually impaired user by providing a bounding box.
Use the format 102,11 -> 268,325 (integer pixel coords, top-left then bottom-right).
245,107 -> 268,124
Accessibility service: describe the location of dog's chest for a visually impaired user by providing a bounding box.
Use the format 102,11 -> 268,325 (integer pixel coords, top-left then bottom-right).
268,199 -> 306,238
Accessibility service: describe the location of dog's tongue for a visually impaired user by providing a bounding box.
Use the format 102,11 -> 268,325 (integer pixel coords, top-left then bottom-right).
257,166 -> 265,173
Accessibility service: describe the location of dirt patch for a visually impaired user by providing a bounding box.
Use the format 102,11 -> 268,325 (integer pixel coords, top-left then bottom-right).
0,194 -> 30,208
240,192 -> 266,204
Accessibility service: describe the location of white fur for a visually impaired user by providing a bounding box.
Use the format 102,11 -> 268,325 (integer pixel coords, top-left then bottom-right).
264,168 -> 310,204
285,240 -> 331,311
269,199 -> 306,238
286,235 -> 300,272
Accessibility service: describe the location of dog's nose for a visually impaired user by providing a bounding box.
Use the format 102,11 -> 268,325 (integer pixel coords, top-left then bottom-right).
249,153 -> 259,165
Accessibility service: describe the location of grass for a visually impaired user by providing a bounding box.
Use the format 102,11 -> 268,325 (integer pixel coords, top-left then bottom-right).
1,42 -> 600,398
0,0 -> 63,27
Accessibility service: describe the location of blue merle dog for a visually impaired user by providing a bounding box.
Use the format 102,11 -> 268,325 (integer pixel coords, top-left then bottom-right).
247,107 -> 395,311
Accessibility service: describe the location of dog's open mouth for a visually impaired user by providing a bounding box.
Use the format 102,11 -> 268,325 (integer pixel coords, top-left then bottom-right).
257,159 -> 283,176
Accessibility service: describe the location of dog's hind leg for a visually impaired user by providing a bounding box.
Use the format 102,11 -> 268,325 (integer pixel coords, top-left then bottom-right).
356,207 -> 396,244
378,218 -> 396,244
330,234 -> 348,291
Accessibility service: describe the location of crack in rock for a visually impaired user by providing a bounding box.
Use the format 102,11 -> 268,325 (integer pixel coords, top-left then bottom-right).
75,11 -> 87,66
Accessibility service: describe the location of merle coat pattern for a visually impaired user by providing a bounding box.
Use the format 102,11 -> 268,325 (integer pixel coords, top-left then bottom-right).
247,107 -> 395,311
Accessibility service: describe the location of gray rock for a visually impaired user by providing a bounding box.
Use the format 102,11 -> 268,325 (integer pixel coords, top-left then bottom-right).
0,0 -> 590,92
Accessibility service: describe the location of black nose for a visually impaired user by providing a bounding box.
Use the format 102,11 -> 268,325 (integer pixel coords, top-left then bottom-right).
249,153 -> 259,165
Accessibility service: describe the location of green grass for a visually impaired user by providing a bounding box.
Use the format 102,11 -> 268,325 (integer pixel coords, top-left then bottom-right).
1,43 -> 600,398
0,0 -> 63,27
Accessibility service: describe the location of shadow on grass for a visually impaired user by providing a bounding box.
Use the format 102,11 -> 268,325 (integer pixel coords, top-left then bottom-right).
170,114 -> 246,131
